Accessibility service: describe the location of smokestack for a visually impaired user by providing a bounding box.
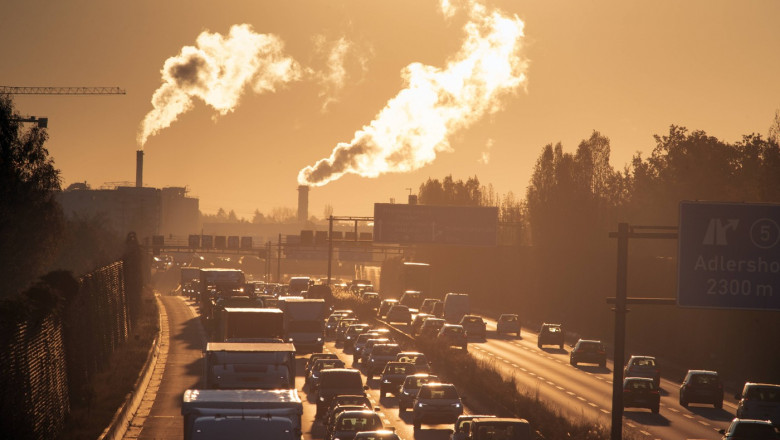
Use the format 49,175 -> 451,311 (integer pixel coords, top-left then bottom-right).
297,185 -> 309,222
408,194 -> 418,205
136,150 -> 144,188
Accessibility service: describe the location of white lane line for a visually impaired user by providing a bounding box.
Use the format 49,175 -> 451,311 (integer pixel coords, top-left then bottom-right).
577,396 -> 586,402
639,430 -> 651,436
698,420 -> 710,426
566,391 -> 576,396
511,363 -> 519,367
683,414 -> 694,419
600,409 -> 609,414
667,407 -> 679,413
556,386 -> 564,391
588,402 -> 597,408
627,422 -> 636,428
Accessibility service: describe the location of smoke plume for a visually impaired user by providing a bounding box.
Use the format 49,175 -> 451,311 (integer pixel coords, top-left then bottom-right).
297,2 -> 528,186
138,24 -> 302,147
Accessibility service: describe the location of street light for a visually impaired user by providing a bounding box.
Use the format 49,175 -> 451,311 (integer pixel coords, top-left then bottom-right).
12,116 -> 48,128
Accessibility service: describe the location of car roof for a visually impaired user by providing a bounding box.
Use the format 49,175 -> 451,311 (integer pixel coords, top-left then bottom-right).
624,377 -> 654,383
442,324 -> 464,329
687,369 -> 718,375
397,351 -> 424,356
577,339 -> 603,344
629,355 -> 656,360
420,382 -> 455,389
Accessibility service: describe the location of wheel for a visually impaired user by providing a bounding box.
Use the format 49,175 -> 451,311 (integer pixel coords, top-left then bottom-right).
413,420 -> 421,430
652,404 -> 659,414
380,388 -> 386,399
680,395 -> 688,408
537,342 -> 542,348
399,402 -> 406,412
715,400 -> 723,409
559,343 -> 564,350
599,361 -> 606,368
571,359 -> 577,367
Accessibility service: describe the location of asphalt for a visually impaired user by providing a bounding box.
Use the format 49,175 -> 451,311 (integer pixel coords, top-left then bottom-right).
125,295 -> 205,439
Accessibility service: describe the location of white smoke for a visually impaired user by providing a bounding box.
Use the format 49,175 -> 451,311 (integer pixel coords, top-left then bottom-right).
315,36 -> 356,111
297,2 -> 528,187
138,24 -> 303,147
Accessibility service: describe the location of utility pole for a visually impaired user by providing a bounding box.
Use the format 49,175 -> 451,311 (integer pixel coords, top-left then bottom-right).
327,216 -> 334,286
276,233 -> 282,284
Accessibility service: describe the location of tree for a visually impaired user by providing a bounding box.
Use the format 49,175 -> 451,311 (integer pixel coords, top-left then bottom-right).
252,209 -> 265,224
769,108 -> 780,144
0,94 -> 64,296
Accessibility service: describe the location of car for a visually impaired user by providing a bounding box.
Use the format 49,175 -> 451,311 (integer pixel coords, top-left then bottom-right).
365,343 -> 402,378
361,292 -> 381,311
411,313 -> 433,336
335,318 -> 359,343
470,417 -> 532,440
399,373 -> 439,413
379,361 -> 417,398
431,301 -> 444,318
378,299 -> 399,318
324,404 -> 371,431
570,339 -> 607,368
622,377 -> 660,413
459,315 -> 487,339
385,304 -> 412,326
496,314 -> 520,337
624,355 -> 661,388
307,358 -> 346,394
358,338 -> 392,366
537,323 -> 564,349
420,298 -> 441,315
305,352 -> 340,377
315,368 -> 367,419
326,312 -> 350,336
343,324 -> 371,351
412,383 -> 464,430
395,351 -> 431,374
719,418 -> 780,439
450,414 -> 496,440
680,370 -> 724,409
323,395 -> 374,428
327,409 -> 384,440
399,290 -> 423,313
437,324 -> 468,350
735,383 -> 780,426
353,333 -> 388,365
353,430 -> 402,440
417,317 -> 446,340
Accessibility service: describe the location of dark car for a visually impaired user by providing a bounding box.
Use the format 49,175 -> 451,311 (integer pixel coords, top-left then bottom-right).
327,409 -> 383,440
537,323 -> 564,349
353,430 -> 402,440
358,338 -> 392,366
307,358 -> 346,394
395,351 -> 431,374
735,383 -> 780,426
437,324 -> 468,350
378,299 -> 399,318
306,352 -> 339,377
570,339 -> 607,368
459,315 -> 487,339
623,377 -> 660,413
417,317 -> 446,340
496,314 -> 520,337
412,383 -> 464,430
365,343 -> 402,378
323,395 -> 373,428
624,355 -> 661,388
398,373 -> 439,412
335,318 -> 359,343
343,323 -> 371,351
324,404 -> 369,430
385,305 -> 412,326
680,370 -> 723,409
411,313 -> 433,336
719,418 -> 780,440
316,368 -> 367,419
379,361 -> 417,398
420,298 -> 440,315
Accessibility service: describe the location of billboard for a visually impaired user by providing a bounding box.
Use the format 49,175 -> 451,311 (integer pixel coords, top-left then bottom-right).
678,201 -> 780,310
373,203 -> 498,246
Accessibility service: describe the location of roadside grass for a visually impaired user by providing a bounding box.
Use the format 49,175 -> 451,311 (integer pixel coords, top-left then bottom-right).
60,287 -> 159,439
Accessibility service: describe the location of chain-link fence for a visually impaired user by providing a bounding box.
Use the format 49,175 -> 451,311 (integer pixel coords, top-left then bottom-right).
0,243 -> 144,439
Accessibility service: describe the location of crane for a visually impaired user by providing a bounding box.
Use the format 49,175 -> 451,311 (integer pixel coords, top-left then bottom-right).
0,86 -> 126,95
1,86 -> 126,127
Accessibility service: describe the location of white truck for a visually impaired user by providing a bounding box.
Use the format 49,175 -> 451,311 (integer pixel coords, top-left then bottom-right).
443,292 -> 470,324
288,276 -> 311,296
203,342 -> 296,390
278,298 -> 326,353
182,388 -> 303,440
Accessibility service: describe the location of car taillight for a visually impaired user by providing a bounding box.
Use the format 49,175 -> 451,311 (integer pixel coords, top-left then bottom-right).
651,389 -> 659,394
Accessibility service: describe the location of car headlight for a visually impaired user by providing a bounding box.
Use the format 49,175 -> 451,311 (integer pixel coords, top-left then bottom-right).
317,337 -> 323,342
319,396 -> 325,402
417,403 -> 425,408
288,338 -> 294,342
383,379 -> 391,383
453,403 -> 461,408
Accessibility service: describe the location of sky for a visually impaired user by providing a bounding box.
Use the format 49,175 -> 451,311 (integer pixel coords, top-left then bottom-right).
2,0 -> 779,220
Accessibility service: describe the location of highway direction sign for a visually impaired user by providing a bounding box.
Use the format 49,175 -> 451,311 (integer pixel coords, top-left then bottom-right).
678,201 -> 780,310
373,203 -> 498,246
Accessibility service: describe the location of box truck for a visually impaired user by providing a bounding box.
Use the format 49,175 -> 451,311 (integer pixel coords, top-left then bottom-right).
278,298 -> 326,353
203,342 -> 296,390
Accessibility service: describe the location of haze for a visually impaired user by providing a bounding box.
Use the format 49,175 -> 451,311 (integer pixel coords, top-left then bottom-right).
2,0 -> 778,218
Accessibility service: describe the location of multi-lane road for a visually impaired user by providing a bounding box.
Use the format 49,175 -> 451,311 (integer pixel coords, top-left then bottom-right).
129,294 -> 735,439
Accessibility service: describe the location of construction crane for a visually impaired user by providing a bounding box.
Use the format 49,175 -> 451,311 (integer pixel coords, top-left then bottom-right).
0,86 -> 126,95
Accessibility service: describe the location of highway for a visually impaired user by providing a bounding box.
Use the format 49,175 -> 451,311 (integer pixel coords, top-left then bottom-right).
129,292 -> 735,439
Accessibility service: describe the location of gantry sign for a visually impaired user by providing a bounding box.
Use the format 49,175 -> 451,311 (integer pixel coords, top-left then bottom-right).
678,201 -> 780,311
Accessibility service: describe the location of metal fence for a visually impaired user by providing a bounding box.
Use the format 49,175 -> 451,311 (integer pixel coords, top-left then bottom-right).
0,248 -> 143,439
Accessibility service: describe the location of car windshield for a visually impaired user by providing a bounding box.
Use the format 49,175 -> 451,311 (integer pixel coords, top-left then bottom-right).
501,315 -> 517,322
387,364 -> 415,375
373,345 -> 400,356
419,386 -> 458,399
579,342 -> 603,351
633,358 -> 656,367
732,423 -> 777,436
444,327 -> 463,334
746,386 -> 780,402
626,380 -> 653,391
321,372 -> 363,389
691,374 -> 718,385
314,360 -> 344,371
546,326 -> 561,333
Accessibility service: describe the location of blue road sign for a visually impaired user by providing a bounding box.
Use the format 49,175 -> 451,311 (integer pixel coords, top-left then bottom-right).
678,201 -> 780,310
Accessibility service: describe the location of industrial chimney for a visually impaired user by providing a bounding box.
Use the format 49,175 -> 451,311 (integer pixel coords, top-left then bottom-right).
136,150 -> 144,188
297,185 -> 309,222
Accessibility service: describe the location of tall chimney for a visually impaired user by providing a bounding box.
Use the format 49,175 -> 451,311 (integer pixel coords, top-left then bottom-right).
297,185 -> 309,222
136,150 -> 144,188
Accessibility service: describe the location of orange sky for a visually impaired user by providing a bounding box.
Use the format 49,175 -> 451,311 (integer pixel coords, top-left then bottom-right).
2,0 -> 779,219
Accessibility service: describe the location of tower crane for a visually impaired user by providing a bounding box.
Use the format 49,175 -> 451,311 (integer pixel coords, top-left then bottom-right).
1,86 -> 126,127
0,86 -> 126,95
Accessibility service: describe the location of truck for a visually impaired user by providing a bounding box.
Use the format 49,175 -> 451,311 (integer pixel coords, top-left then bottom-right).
198,268 -> 246,326
277,298 -> 326,353
443,292 -> 470,324
203,342 -> 296,390
180,266 -> 201,300
288,277 -> 311,296
217,307 -> 284,342
182,388 -> 303,440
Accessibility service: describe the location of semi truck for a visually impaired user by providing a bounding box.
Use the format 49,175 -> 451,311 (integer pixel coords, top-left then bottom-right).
182,388 -> 303,440
217,307 -> 284,342
203,342 -> 296,390
278,298 -> 326,353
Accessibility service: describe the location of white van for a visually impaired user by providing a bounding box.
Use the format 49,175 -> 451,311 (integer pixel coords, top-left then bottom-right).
443,293 -> 470,324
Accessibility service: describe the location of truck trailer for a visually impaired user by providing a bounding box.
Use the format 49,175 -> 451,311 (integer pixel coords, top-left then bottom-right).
278,298 -> 326,353
182,388 -> 303,440
203,342 -> 296,389
217,307 -> 284,342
